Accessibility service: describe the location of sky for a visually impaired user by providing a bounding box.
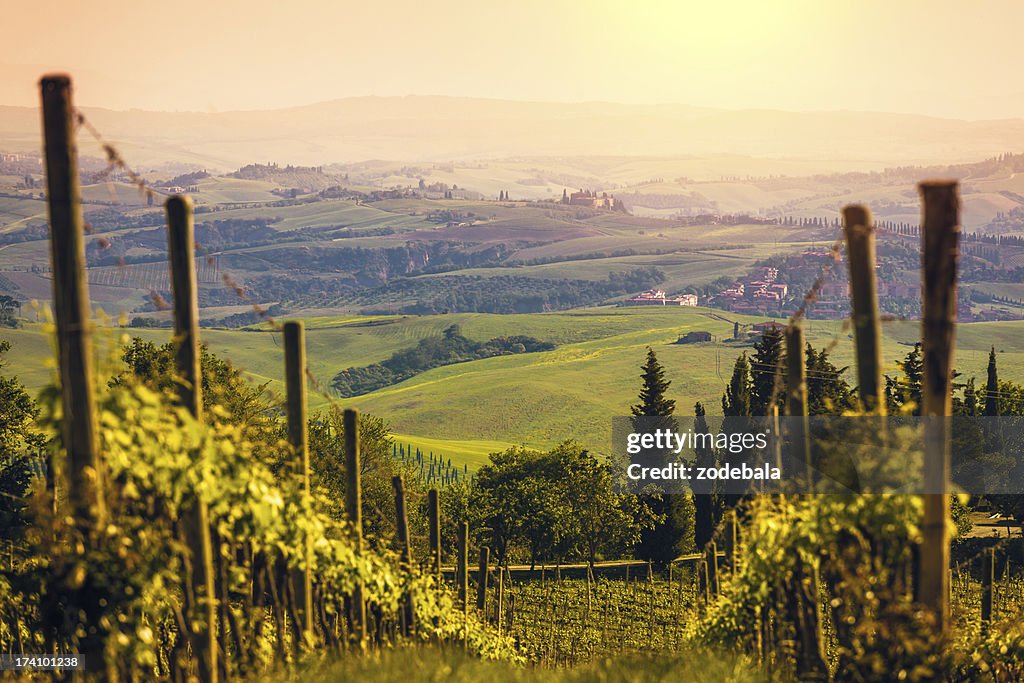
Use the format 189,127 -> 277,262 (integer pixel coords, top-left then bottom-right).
1,0 -> 1022,119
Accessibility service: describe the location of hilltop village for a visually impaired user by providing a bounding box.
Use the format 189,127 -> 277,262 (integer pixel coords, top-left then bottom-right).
624,248 -> 1024,323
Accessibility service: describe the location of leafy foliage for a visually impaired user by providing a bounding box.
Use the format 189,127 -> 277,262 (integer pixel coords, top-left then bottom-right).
468,442 -> 654,567
0,340 -> 44,541
0,340 -> 517,676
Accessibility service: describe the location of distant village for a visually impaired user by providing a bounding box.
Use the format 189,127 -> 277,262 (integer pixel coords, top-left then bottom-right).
622,248 -> 1024,323
709,249 -> 1021,322
621,289 -> 698,307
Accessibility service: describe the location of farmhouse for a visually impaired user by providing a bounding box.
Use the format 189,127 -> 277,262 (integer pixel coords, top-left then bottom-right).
676,331 -> 713,344
562,188 -> 623,210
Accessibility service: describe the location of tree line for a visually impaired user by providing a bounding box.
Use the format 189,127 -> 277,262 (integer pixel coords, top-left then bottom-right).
332,324 -> 555,397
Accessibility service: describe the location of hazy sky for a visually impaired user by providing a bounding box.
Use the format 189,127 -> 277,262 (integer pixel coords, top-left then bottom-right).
2,0 -> 1022,118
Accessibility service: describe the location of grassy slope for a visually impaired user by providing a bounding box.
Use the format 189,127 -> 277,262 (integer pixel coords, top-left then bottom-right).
6,308 -> 1024,469
203,198 -> 435,232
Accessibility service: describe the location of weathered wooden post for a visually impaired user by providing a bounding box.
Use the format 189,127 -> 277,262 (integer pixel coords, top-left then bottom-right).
458,522 -> 470,608
842,205 -> 885,413
785,324 -> 813,480
166,194 -> 217,682
284,321 -> 314,646
392,475 -> 416,636
344,408 -> 367,644
40,75 -> 104,528
497,564 -> 505,633
476,546 -> 490,613
40,72 -> 110,677
428,488 -> 441,584
166,197 -> 203,417
459,521 -> 469,648
706,542 -> 719,598
981,547 -> 995,631
918,180 -> 958,632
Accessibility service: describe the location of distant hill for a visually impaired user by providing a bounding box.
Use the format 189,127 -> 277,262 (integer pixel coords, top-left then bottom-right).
227,163 -> 343,192
1,97 -> 1024,170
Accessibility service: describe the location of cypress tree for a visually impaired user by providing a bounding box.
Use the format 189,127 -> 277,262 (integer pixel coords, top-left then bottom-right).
693,402 -> 718,549
750,327 -> 784,415
985,347 -> 999,416
631,347 -> 676,418
723,354 -> 753,417
631,348 -> 692,563
720,353 -> 756,509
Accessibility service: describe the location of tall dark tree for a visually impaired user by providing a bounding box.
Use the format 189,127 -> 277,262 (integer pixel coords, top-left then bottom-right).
805,343 -> 854,415
885,343 -> 923,414
723,353 -> 753,417
692,401 -> 719,549
750,327 -> 784,415
632,347 -> 676,419
985,347 -> 999,417
630,348 -> 692,563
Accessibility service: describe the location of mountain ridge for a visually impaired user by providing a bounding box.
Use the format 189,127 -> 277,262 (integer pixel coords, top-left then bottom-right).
1,96 -> 1022,170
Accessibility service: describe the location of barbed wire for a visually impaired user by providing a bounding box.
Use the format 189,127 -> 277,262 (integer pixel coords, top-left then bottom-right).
68,109 -> 492,484
74,109 -> 286,327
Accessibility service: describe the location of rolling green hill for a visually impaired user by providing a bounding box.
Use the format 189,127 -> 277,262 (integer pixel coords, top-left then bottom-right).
5,307 -> 1024,469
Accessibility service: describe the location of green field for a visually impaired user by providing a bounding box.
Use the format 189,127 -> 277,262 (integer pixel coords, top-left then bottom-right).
6,307 -> 1024,470
200,197 -> 436,233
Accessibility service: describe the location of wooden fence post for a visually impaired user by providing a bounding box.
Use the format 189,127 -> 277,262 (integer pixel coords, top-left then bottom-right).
40,72 -> 108,676
497,564 -> 505,633
458,522 -> 470,607
166,194 -> 217,682
707,542 -> 719,598
344,408 -> 367,644
918,180 -> 958,634
392,475 -> 415,636
842,205 -> 885,413
428,488 -> 441,584
785,324 -> 813,480
284,321 -> 314,646
459,521 -> 469,648
981,547 -> 995,632
477,546 -> 490,612
40,74 -> 104,529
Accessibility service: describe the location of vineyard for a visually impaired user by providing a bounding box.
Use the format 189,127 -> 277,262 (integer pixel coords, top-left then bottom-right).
4,74 -> 1024,683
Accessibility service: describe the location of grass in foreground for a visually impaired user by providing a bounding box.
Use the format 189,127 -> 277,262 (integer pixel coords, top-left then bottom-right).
281,647 -> 766,683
